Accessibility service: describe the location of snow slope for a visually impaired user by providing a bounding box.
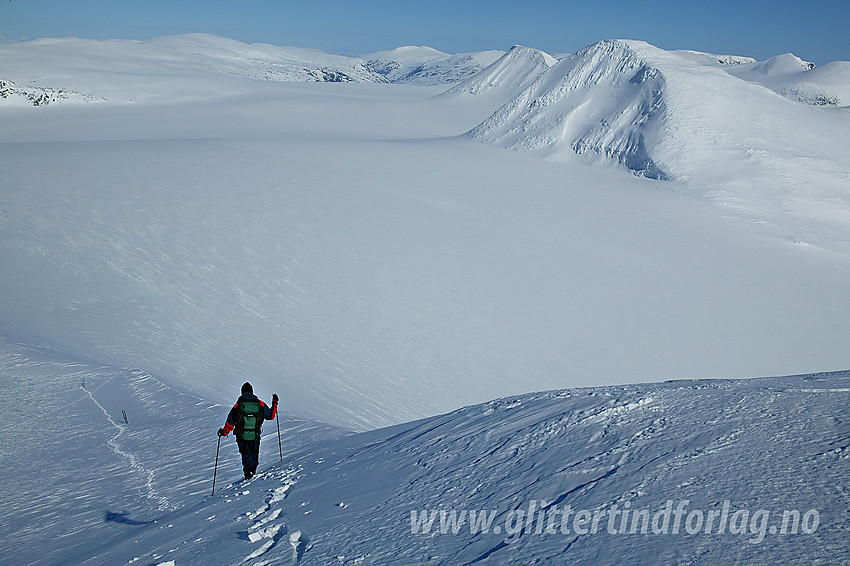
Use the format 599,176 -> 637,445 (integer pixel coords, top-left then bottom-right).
4,130 -> 849,431
261,372 -> 850,565
0,342 -> 345,566
4,342 -> 846,564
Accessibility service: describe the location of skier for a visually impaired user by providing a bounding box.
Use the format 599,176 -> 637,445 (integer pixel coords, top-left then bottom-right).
218,382 -> 278,479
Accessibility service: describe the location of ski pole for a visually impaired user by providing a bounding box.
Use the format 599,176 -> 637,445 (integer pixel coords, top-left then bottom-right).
276,409 -> 283,462
212,434 -> 221,496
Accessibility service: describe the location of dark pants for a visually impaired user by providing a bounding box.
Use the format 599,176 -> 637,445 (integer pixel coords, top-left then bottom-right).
236,437 -> 260,477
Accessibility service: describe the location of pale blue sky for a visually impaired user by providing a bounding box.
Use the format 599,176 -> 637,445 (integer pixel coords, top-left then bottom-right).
1,0 -> 848,63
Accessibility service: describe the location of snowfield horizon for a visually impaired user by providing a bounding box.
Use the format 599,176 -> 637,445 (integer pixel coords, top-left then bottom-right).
1,32 -> 849,564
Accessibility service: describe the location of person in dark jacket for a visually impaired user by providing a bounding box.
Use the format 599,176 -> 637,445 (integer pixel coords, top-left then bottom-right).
218,382 -> 278,479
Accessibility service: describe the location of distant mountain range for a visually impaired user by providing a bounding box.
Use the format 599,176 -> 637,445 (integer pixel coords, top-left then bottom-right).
2,33 -> 848,108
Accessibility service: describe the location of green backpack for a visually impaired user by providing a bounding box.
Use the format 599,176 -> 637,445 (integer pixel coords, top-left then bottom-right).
236,398 -> 263,441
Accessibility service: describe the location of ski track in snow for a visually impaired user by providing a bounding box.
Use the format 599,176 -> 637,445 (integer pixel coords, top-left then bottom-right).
82,373 -> 175,512
0,342 -> 345,565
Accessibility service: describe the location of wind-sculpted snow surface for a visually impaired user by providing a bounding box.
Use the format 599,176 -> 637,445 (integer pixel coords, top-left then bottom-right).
13,349 -> 842,565
280,372 -> 850,564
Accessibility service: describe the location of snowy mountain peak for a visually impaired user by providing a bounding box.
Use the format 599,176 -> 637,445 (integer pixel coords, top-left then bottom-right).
468,38 -> 670,179
749,52 -> 816,76
442,44 -> 558,98
366,45 -> 449,61
505,44 -> 559,62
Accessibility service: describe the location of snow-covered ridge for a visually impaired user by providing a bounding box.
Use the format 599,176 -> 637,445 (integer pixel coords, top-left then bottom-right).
276,371 -> 849,564
4,33 -> 847,110
468,40 -> 670,179
442,45 -> 558,100
364,45 -> 451,81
